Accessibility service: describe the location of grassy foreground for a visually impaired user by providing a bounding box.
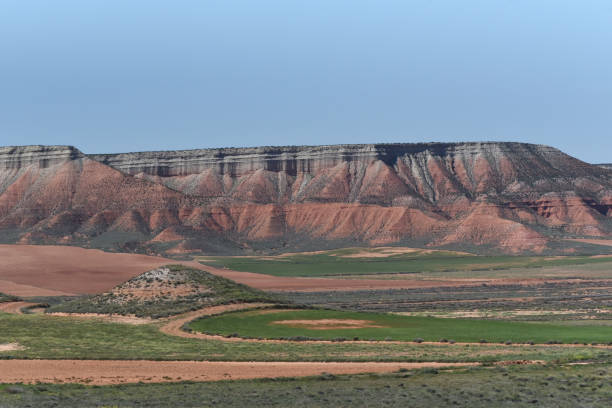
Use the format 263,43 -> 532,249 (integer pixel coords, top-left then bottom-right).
1,312 -> 608,363
199,249 -> 612,277
190,309 -> 612,344
1,364 -> 611,407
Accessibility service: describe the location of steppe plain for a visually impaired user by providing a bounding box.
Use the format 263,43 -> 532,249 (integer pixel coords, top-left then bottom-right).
2,244 -> 612,407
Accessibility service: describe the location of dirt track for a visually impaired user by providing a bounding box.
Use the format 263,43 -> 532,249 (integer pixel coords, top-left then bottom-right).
160,303 -> 275,338
0,301 -> 38,314
0,360 -> 477,385
160,304 -> 612,349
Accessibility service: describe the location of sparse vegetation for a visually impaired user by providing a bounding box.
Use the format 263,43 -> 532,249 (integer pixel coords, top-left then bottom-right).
0,292 -> 20,303
1,364 -> 612,407
1,312 -> 607,363
278,280 -> 612,321
47,265 -> 282,318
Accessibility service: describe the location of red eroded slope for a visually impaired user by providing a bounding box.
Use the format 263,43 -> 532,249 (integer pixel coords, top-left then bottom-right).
0,143 -> 610,254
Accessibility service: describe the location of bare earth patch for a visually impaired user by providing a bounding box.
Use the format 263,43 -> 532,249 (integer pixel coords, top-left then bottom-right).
271,319 -> 387,330
0,360 -> 477,385
0,244 -> 170,296
0,343 -> 24,352
46,312 -> 153,325
0,301 -> 39,314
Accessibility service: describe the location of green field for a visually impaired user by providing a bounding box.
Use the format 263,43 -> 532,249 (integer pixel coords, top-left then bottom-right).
1,364 -> 611,408
190,308 -> 612,344
1,312 -> 606,363
198,248 -> 612,277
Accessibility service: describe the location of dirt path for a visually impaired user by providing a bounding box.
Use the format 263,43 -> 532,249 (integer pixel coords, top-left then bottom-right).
0,301 -> 38,314
0,360 -> 477,385
159,303 -> 276,338
160,304 -> 612,349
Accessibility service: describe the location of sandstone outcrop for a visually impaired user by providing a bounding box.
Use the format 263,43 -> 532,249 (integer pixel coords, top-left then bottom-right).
1,143 -> 610,254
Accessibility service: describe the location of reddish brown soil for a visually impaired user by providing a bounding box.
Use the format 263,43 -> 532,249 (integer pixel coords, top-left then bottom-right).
160,303 -> 275,338
2,144 -> 611,254
0,245 -> 171,295
0,301 -> 38,314
3,245 -> 607,296
0,360 -> 477,385
0,279 -> 72,297
0,244 -> 513,296
186,261 -> 476,292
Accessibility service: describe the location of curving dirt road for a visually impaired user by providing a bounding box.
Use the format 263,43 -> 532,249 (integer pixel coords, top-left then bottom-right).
160,304 -> 612,349
0,301 -> 38,314
0,360 -> 477,385
159,302 -> 276,338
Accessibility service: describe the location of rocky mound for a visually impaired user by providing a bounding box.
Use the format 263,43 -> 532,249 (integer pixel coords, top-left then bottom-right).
1,143 -> 611,254
47,265 -> 280,318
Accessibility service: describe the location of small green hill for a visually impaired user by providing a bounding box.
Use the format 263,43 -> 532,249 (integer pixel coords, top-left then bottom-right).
48,264 -> 281,318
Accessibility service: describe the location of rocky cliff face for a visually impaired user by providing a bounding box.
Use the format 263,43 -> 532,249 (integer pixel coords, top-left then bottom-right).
1,143 -> 610,255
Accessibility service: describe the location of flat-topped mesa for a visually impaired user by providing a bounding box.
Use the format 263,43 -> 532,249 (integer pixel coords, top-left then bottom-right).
90,142 -> 587,178
0,141 -> 610,254
0,145 -> 84,169
88,142 -> 610,206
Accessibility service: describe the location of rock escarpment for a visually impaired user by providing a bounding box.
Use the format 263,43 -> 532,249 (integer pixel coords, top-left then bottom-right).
1,143 -> 611,254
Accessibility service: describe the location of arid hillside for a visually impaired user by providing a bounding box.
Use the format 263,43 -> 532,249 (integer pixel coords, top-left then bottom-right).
1,143 -> 611,254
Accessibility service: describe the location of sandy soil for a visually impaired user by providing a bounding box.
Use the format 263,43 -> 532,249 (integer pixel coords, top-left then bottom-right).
0,245 -> 171,296
46,312 -> 153,325
0,279 -> 73,297
0,343 -> 24,352
0,244 -> 497,296
0,301 -> 39,314
0,360 -> 477,385
272,319 -> 386,329
3,244 -> 602,296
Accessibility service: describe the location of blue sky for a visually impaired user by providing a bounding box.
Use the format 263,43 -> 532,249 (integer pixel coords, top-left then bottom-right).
0,1 -> 610,162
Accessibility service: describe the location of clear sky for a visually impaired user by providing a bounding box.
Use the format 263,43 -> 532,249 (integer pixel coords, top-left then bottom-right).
0,1 -> 610,162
